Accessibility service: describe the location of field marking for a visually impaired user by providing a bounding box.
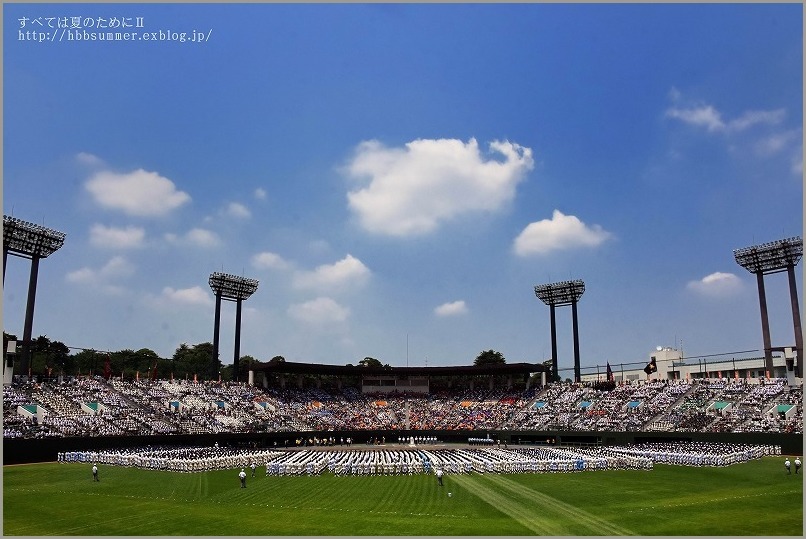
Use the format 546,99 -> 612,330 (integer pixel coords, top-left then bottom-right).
450,473 -> 569,535
4,485 -> 468,522
18,504 -> 166,536
482,474 -> 633,536
624,488 -> 803,513
56,511 -> 190,536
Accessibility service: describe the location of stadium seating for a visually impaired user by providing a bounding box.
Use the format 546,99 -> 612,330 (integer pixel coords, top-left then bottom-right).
3,377 -> 802,439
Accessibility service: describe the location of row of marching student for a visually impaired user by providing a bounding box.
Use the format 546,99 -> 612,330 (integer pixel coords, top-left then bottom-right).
60,441 -> 779,476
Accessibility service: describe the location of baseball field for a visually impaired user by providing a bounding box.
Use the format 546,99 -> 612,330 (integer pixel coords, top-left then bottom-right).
3,455 -> 802,536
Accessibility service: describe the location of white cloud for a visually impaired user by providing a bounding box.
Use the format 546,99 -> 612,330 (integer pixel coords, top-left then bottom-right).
76,152 -> 103,166
252,251 -> 290,270
65,267 -> 95,284
160,286 -> 212,306
293,254 -> 370,290
65,256 -> 134,287
254,188 -> 267,200
665,105 -> 725,132
100,256 -> 135,278
165,228 -> 221,248
186,228 -> 220,247
225,202 -> 251,219
729,109 -> 786,132
344,138 -> 534,236
754,129 -> 800,157
89,224 -> 145,249
665,98 -> 785,134
513,210 -> 612,256
85,168 -> 191,217
665,93 -> 798,174
434,300 -> 468,317
687,272 -> 743,297
288,297 -> 350,324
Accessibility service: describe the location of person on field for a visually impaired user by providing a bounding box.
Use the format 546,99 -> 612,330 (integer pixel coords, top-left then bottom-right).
250,462 -> 256,477
92,463 -> 99,481
436,468 -> 444,486
784,458 -> 791,474
794,457 -> 801,474
239,468 -> 247,488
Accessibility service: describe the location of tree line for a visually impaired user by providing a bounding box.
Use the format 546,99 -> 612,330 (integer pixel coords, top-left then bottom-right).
2,332 -> 538,383
1,333 -> 258,382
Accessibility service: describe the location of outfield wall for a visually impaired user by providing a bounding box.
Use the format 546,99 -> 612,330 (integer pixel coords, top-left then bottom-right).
3,430 -> 802,465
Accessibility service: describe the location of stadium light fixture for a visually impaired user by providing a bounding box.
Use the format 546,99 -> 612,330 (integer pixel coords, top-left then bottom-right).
3,215 -> 66,259
3,214 -> 67,379
534,279 -> 586,383
208,272 -> 259,301
733,237 -> 802,275
534,279 -> 586,306
209,272 -> 259,383
733,237 -> 803,378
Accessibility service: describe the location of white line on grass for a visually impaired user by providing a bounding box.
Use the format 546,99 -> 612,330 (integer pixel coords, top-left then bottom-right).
482,473 -> 633,535
450,473 -> 569,535
624,489 -> 803,513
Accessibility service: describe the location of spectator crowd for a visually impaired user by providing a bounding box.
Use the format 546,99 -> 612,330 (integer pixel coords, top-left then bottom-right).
3,376 -> 801,439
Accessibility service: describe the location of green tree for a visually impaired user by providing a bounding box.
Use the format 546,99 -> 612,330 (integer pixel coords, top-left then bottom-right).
111,349 -> 138,378
173,342 -> 218,381
236,355 -> 259,380
136,348 -> 162,379
29,335 -> 69,376
38,336 -> 70,376
71,348 -> 106,376
359,357 -> 383,368
474,349 -> 506,366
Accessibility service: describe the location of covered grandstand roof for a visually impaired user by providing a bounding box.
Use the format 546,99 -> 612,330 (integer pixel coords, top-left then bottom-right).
252,361 -> 547,377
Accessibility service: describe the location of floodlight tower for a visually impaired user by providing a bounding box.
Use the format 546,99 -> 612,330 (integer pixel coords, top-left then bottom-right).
534,279 -> 586,382
3,215 -> 66,377
734,237 -> 803,377
208,272 -> 259,382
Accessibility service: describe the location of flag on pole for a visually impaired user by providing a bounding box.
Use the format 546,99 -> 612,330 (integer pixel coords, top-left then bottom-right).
606,362 -> 614,382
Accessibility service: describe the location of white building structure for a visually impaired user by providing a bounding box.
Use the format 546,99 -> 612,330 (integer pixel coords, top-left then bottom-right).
581,346 -> 800,385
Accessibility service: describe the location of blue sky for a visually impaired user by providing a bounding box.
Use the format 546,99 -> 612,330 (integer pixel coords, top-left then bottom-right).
3,3 -> 803,375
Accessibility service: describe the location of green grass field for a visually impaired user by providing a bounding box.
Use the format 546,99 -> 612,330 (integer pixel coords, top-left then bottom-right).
3,457 -> 802,536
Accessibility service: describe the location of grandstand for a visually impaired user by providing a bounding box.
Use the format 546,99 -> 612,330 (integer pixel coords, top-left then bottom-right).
3,360 -> 802,464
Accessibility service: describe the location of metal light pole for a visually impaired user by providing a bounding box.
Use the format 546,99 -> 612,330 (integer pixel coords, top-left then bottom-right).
734,237 -> 803,377
534,279 -> 586,383
3,215 -> 66,378
209,272 -> 259,382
